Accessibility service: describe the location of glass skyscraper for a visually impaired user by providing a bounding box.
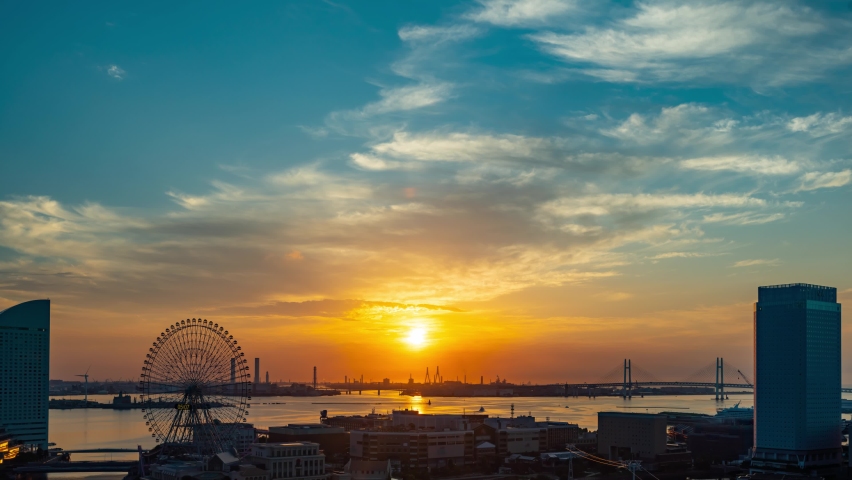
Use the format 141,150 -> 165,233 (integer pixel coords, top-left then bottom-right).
751,284 -> 841,474
0,299 -> 50,449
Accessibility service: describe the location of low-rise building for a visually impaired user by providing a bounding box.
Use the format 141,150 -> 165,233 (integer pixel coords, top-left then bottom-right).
391,410 -> 485,431
597,412 -> 667,461
268,424 -> 348,457
345,459 -> 391,480
475,422 -> 546,456
248,441 -> 327,480
350,429 -> 474,469
322,414 -> 391,432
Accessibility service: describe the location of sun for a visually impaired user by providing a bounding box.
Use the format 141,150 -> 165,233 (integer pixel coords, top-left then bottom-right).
403,326 -> 428,349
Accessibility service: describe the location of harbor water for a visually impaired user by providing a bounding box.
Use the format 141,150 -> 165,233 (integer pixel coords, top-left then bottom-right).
50,392 -> 759,454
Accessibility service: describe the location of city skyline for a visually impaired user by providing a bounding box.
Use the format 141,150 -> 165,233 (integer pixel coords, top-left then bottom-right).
2,1 -> 852,382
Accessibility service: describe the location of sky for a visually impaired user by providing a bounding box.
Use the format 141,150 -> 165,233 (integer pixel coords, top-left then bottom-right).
2,0 -> 852,384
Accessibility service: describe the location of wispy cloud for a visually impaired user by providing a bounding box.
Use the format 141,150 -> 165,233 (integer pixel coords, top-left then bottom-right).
650,252 -> 719,260
796,170 -> 852,192
787,112 -> 852,137
527,2 -> 851,86
702,212 -> 787,225
680,155 -> 801,175
398,24 -> 481,43
540,193 -> 767,217
106,65 -> 125,80
732,258 -> 780,268
466,0 -> 578,27
361,83 -> 453,115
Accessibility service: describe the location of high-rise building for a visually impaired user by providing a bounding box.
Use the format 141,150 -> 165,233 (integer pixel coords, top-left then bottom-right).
0,299 -> 50,449
751,283 -> 841,474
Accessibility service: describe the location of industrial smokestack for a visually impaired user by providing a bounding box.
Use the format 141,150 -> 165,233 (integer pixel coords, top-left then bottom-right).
254,358 -> 260,384
313,366 -> 317,389
266,371 -> 269,384
230,358 -> 236,383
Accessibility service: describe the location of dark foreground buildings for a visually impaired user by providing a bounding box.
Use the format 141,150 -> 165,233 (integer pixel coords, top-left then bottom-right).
750,283 -> 841,475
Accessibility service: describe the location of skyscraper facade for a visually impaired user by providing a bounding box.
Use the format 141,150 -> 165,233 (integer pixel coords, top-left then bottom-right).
0,299 -> 50,449
751,284 -> 841,474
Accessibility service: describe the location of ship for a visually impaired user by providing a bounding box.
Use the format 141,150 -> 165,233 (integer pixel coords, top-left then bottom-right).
713,401 -> 753,422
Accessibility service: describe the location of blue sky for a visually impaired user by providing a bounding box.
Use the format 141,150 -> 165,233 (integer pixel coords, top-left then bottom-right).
2,0 -> 852,381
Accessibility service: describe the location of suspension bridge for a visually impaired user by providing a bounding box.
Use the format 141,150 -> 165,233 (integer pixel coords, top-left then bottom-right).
562,357 -> 753,399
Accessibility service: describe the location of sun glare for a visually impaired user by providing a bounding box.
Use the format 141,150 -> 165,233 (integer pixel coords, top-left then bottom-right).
403,326 -> 428,349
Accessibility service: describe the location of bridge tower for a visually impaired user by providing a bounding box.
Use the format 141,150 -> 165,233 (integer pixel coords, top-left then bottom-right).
715,357 -> 725,400
425,367 -> 431,384
622,359 -> 632,399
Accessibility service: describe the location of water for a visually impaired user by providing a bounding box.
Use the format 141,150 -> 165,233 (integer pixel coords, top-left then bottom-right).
49,392 -> 758,454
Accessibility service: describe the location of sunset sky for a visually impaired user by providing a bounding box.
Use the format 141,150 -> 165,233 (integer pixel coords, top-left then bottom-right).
2,1 -> 852,384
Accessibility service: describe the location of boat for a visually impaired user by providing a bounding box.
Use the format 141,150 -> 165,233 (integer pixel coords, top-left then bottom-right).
713,401 -> 753,422
427,400 -> 431,405
478,406 -> 485,413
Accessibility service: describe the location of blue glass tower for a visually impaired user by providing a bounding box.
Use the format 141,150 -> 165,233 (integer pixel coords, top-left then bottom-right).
751,284 -> 841,474
0,299 -> 50,449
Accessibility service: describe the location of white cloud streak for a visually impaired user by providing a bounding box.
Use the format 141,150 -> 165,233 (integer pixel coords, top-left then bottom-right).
527,1 -> 850,85
732,258 -> 780,268
466,0 -> 578,27
680,156 -> 801,175
797,170 -> 852,192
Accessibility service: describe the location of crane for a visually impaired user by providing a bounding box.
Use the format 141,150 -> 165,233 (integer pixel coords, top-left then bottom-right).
737,369 -> 753,387
76,366 -> 91,406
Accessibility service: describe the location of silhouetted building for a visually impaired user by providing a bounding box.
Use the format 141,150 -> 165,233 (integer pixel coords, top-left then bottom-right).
249,442 -> 327,480
322,414 -> 390,431
751,283 -> 842,475
268,424 -> 348,457
686,422 -> 752,462
391,409 -> 485,431
0,299 -> 49,448
349,429 -> 474,469
597,412 -> 666,460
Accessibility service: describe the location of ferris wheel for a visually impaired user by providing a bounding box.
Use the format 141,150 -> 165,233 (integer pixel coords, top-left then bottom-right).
139,318 -> 251,455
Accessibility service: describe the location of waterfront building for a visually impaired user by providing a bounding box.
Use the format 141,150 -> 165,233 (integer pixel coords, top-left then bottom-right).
597,412 -> 667,460
248,441 -> 327,480
268,424 -> 348,457
349,429 -> 474,469
751,283 -> 842,474
480,417 -> 577,453
0,299 -> 50,449
322,413 -> 390,431
391,409 -> 485,431
475,422 -> 546,456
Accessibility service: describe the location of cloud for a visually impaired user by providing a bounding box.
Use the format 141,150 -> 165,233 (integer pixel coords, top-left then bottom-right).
600,104 -> 735,147
650,252 -> 719,260
361,83 -> 453,115
796,170 -> 852,192
466,0 -> 578,27
349,153 -> 412,171
732,258 -> 780,268
398,24 -> 481,43
680,156 -> 801,175
527,2 -> 851,85
539,193 -> 767,217
355,130 -> 661,176
787,112 -> 852,137
106,65 -> 125,80
702,212 -> 786,225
